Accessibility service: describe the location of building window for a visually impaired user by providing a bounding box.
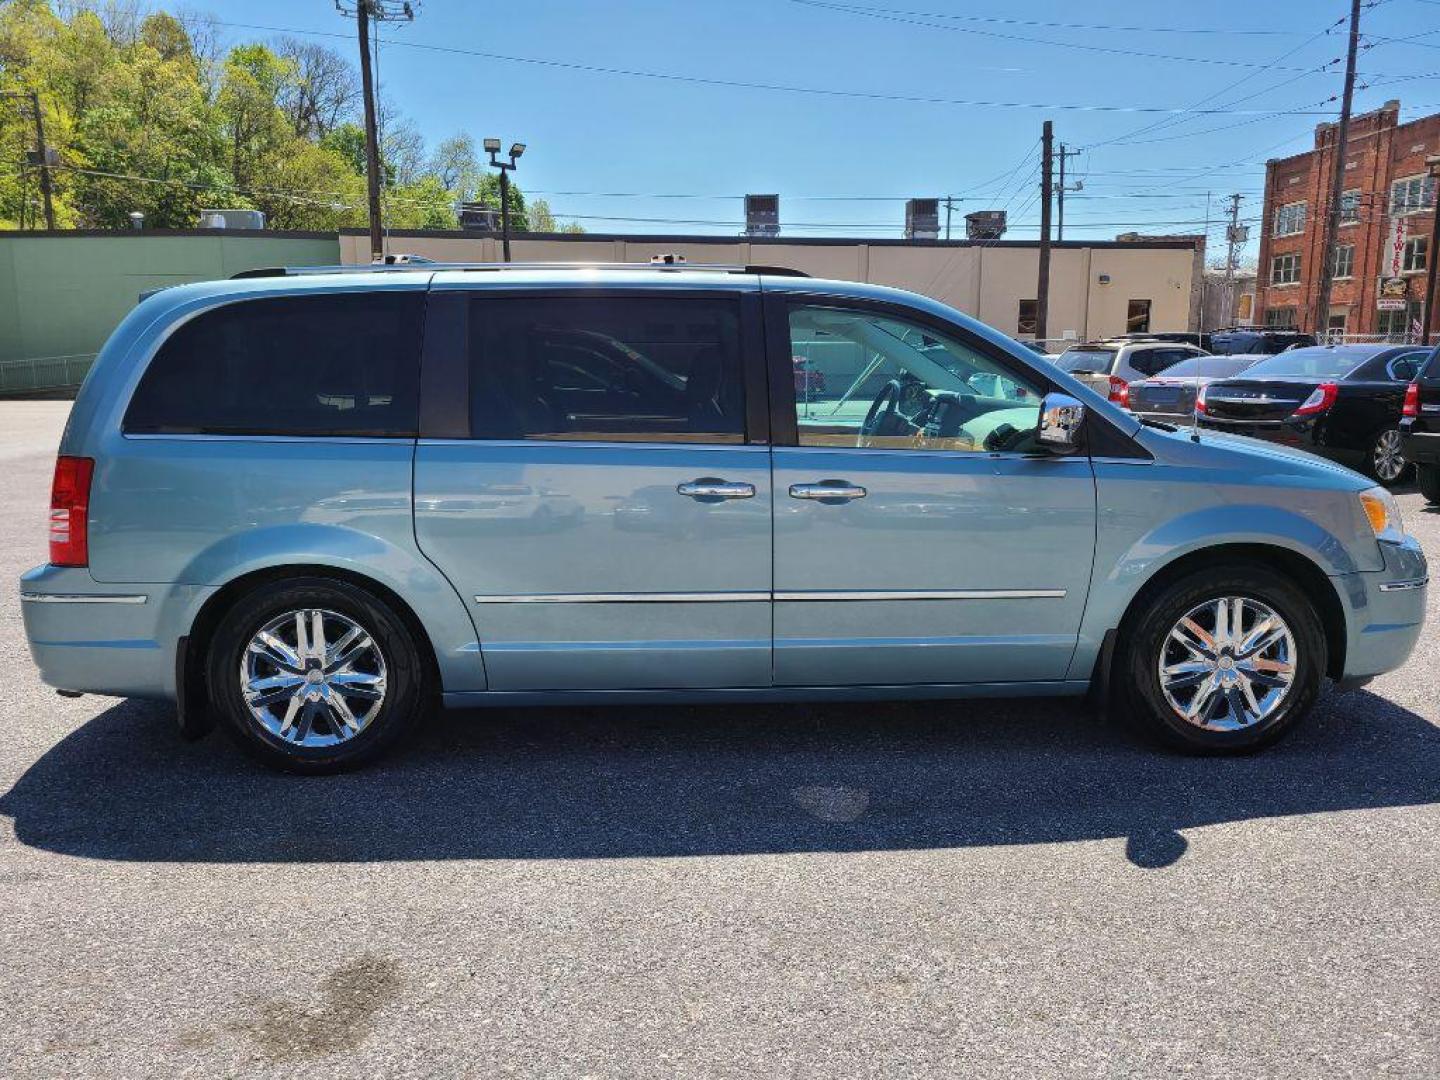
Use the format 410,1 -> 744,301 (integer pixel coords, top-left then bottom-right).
1390,175 -> 1436,215
1376,302 -> 1422,341
1271,252 -> 1301,285
1331,244 -> 1355,279
1264,307 -> 1298,328
1017,299 -> 1037,336
1403,237 -> 1428,274
1327,311 -> 1348,337
1273,202 -> 1307,237
1339,189 -> 1361,225
1126,299 -> 1151,333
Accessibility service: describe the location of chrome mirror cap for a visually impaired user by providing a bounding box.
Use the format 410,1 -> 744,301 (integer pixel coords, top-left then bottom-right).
1038,392 -> 1086,454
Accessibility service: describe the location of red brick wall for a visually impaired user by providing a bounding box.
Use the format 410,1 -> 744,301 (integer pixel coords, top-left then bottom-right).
1255,101 -> 1438,337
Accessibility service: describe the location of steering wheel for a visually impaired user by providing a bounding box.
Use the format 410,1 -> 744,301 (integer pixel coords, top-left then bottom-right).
861,380 -> 905,437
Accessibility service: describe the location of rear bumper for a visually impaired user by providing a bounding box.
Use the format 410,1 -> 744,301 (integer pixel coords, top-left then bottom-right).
1197,416 -> 1364,468
19,564 -> 215,700
1334,536 -> 1428,682
1401,426 -> 1440,466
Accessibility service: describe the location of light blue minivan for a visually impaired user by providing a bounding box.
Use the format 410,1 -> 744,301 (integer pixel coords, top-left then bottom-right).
20,263 -> 1428,772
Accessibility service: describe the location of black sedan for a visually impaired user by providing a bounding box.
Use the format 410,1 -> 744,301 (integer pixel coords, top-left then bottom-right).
1195,343 -> 1430,485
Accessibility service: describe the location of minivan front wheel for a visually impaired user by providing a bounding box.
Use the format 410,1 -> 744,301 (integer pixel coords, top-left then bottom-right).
206,577 -> 428,772
1118,566 -> 1325,753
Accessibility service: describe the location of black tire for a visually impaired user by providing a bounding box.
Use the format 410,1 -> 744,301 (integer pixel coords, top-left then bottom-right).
1115,565 -> 1326,754
205,576 -> 428,773
1419,463 -> 1440,505
1366,425 -> 1409,486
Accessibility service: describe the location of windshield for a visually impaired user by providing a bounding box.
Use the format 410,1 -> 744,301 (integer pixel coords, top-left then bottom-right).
1055,347 -> 1115,374
1242,348 -> 1366,379
1152,357 -> 1257,379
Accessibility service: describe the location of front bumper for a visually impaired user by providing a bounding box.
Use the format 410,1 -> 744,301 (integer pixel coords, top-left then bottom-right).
1333,535 -> 1428,682
19,564 -> 215,700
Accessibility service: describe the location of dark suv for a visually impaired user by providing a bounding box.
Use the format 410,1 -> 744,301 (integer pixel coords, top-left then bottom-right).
1208,328 -> 1316,356
1400,344 -> 1440,503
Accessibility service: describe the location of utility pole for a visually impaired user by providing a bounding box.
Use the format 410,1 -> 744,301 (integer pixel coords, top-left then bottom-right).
336,1 -> 416,261
1036,120 -> 1054,345
1055,144 -> 1081,241
944,196 -> 954,241
1313,0 -> 1362,340
1222,193 -> 1247,327
1424,156 -> 1440,345
29,91 -> 54,231
2,91 -> 55,230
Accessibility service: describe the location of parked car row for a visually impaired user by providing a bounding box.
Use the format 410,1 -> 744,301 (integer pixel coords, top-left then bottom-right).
1051,333 -> 1435,489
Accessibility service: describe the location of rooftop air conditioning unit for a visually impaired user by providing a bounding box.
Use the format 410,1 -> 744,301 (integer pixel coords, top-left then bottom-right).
964,210 -> 1006,240
198,209 -> 266,230
745,194 -> 780,237
905,198 -> 941,240
459,203 -> 503,232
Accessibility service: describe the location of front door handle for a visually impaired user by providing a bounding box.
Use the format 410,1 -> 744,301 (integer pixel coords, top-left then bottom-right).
789,481 -> 867,502
677,478 -> 756,501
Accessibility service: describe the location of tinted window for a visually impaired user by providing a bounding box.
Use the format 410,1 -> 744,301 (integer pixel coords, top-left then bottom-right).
125,291 -> 423,436
1130,348 -> 1189,377
1055,348 -> 1116,374
1154,356 -> 1259,379
467,296 -> 744,443
1243,348 -> 1369,380
1420,346 -> 1440,384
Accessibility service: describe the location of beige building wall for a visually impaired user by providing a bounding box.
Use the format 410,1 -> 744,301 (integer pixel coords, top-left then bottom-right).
339,232 -> 1198,340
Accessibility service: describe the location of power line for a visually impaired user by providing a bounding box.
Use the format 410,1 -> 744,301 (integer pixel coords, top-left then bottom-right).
207,20 -> 1346,117
778,2 -> 1301,36
788,0 -> 1365,74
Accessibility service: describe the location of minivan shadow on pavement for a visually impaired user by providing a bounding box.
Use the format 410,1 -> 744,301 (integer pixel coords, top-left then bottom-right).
3,690 -> 1437,869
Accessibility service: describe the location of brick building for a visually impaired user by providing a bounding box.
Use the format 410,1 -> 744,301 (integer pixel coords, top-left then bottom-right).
1255,99 -> 1437,339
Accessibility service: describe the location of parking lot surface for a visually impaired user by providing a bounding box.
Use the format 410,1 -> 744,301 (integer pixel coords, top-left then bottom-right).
1,399 -> 1437,1078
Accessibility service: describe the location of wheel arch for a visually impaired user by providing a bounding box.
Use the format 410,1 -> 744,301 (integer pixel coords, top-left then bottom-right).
1107,543 -> 1347,682
184,564 -> 447,718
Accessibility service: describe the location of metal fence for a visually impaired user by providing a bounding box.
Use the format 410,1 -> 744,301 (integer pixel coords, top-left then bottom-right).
0,353 -> 95,396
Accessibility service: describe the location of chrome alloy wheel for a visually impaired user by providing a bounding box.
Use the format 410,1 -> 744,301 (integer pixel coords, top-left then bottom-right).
1373,428 -> 1406,483
241,609 -> 387,747
1158,597 -> 1297,732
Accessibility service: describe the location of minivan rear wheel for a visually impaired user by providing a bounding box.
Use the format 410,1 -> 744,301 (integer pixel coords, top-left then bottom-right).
1116,566 -> 1325,753
206,577 -> 428,773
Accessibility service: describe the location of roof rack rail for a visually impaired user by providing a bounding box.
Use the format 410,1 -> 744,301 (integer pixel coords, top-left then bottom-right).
230,260 -> 810,280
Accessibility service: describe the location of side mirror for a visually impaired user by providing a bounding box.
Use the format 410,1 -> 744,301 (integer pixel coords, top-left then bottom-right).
1037,392 -> 1085,455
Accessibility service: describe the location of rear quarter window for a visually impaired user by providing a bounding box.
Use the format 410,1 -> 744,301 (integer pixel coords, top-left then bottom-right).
123,291 -> 425,436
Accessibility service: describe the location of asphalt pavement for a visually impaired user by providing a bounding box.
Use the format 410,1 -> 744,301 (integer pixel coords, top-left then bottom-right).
1,400 -> 1437,1078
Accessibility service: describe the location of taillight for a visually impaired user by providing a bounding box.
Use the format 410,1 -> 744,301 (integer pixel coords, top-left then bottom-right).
49,455 -> 94,567
1403,381 -> 1420,418
1292,382 -> 1338,418
1195,385 -> 1208,415
1108,375 -> 1129,407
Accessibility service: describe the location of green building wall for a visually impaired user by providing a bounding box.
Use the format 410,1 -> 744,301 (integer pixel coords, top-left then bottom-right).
0,231 -> 340,394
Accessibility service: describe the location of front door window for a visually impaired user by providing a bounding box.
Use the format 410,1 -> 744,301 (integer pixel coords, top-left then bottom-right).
789,305 -> 1044,454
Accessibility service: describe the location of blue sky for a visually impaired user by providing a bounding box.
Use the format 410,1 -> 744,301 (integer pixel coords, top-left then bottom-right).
191,0 -> 1439,259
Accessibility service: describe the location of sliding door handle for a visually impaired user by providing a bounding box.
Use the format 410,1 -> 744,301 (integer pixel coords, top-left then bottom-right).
677,478 -> 756,500
789,481 -> 867,502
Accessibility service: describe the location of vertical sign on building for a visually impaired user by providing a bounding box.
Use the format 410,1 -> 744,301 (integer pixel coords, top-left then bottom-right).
1387,216 -> 1409,279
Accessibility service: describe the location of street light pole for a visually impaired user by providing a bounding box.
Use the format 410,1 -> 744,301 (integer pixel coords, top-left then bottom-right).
485,139 -> 526,263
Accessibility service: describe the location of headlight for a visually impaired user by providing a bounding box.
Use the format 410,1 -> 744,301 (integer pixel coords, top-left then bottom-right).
1359,486 -> 1405,543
